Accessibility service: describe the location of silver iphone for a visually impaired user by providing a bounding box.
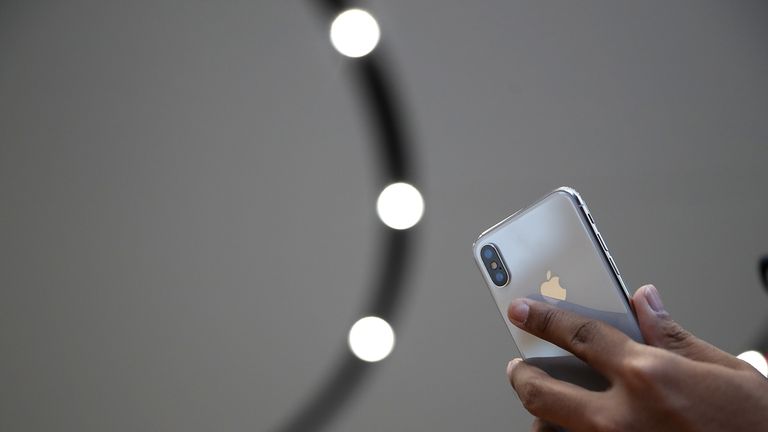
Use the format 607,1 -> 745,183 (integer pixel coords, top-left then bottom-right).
472,187 -> 643,390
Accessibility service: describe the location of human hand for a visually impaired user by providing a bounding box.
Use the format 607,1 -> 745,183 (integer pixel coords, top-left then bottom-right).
506,285 -> 768,432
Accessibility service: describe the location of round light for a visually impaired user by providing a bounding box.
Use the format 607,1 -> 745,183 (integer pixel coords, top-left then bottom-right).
737,350 -> 768,377
329,9 -> 380,58
376,182 -> 424,230
348,316 -> 395,362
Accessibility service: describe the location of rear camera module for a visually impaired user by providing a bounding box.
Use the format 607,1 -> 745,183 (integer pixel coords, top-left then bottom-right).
480,244 -> 509,287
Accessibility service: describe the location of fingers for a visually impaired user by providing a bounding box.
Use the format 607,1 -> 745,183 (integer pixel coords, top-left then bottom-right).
507,299 -> 633,375
507,358 -> 598,428
632,285 -> 753,371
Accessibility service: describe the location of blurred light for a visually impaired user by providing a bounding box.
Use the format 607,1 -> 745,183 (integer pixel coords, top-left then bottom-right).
348,316 -> 395,362
330,9 -> 380,58
737,350 -> 768,377
376,182 -> 424,230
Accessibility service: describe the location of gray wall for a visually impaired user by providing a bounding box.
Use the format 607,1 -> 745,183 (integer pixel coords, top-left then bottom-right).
1,1 -> 767,430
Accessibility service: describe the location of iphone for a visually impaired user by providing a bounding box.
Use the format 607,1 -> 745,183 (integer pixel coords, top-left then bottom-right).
472,187 -> 643,389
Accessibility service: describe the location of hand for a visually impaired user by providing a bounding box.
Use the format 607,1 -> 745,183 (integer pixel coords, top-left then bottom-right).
505,285 -> 768,432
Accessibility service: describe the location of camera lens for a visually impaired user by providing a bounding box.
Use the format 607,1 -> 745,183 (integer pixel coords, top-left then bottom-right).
482,247 -> 494,260
494,270 -> 506,284
481,244 -> 509,286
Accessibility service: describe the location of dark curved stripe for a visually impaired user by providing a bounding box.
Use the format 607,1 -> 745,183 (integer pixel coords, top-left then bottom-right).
270,1 -> 419,432
354,55 -> 413,181
270,352 -> 369,432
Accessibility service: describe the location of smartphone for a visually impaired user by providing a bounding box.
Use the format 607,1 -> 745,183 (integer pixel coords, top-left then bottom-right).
472,187 -> 643,390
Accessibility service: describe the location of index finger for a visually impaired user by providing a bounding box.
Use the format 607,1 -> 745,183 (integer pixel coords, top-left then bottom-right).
508,298 -> 635,375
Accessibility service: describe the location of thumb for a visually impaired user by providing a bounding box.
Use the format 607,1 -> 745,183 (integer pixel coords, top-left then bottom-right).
632,285 -> 751,371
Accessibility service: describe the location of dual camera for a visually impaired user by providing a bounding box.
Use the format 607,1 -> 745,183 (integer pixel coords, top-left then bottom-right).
480,244 -> 509,287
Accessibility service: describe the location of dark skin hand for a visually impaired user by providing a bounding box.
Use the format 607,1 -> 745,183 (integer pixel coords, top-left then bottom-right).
505,285 -> 768,432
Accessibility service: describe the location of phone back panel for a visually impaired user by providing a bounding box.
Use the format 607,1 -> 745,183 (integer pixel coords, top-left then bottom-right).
473,188 -> 642,362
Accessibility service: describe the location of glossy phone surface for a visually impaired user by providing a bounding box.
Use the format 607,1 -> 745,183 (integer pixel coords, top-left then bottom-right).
472,187 -> 642,389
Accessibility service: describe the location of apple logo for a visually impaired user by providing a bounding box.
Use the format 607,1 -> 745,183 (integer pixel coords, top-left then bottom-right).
540,270 -> 567,301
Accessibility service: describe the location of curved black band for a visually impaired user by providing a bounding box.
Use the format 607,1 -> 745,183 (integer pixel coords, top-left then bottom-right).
270,2 -> 419,431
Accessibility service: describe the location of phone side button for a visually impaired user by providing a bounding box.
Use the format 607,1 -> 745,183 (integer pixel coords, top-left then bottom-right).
596,232 -> 608,251
587,212 -> 595,224
608,256 -> 621,275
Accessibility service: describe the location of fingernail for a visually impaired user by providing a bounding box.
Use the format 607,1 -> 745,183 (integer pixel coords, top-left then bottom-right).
506,358 -> 522,375
644,285 -> 665,313
508,299 -> 530,324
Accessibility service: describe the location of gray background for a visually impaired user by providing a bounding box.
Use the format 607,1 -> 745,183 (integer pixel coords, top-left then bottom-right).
1,0 -> 767,430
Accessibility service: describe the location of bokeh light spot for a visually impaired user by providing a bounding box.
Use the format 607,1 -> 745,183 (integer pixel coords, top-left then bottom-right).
737,350 -> 768,377
330,9 -> 380,58
376,182 -> 424,230
348,316 -> 395,362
